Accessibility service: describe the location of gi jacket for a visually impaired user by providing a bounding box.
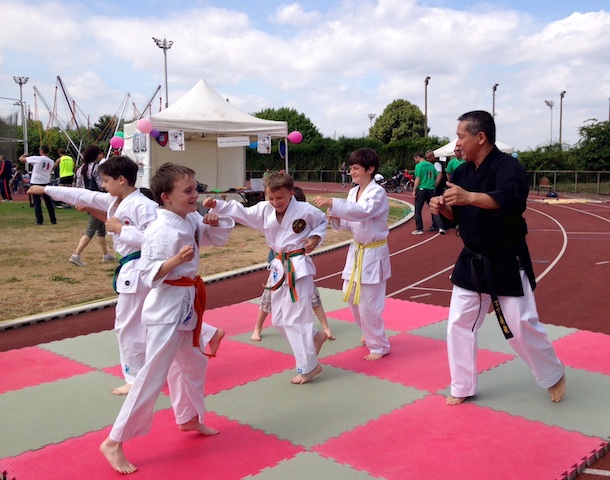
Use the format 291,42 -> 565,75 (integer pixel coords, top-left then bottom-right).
447,147 -> 536,297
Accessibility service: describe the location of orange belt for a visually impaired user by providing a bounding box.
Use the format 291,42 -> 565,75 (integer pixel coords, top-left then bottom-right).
163,276 -> 206,347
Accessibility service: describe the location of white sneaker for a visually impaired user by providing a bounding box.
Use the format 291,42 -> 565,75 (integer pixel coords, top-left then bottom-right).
411,230 -> 424,235
102,254 -> 115,262
439,229 -> 446,235
69,255 -> 85,267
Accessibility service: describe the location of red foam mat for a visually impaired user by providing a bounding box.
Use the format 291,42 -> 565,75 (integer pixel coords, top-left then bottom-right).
1,409 -> 303,480
203,302 -> 263,336
327,297 -> 449,331
314,394 -> 607,480
323,333 -> 515,392
0,346 -> 94,394
553,330 -> 610,375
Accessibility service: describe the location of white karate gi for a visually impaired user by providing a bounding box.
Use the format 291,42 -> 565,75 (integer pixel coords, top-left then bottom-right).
328,181 -> 391,355
43,186 -> 158,383
110,208 -> 234,442
447,271 -> 565,398
212,197 -> 327,374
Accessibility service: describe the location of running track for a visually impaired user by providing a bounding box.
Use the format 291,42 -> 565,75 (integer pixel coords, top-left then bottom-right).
2,184 -> 609,478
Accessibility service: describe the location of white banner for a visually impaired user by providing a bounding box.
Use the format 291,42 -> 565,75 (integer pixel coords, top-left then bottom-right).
217,136 -> 250,148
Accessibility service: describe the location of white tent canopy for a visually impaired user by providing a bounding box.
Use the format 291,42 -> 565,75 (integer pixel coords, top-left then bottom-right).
433,138 -> 514,158
124,79 -> 287,190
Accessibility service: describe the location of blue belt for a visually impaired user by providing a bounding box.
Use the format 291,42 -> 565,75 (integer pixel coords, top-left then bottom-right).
112,251 -> 141,293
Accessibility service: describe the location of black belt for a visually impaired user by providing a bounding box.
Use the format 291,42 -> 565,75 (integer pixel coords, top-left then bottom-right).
466,248 -> 514,340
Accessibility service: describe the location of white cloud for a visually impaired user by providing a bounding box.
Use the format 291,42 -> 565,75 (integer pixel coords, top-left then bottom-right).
1,0 -> 609,151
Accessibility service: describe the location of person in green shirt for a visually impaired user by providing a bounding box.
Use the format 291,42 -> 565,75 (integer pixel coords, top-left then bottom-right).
445,146 -> 466,182
412,151 -> 445,235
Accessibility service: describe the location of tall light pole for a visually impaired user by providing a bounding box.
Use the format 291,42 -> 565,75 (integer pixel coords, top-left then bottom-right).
492,83 -> 499,118
367,113 -> 376,128
152,37 -> 174,108
424,76 -> 430,137
13,76 -> 29,154
559,91 -> 566,148
544,100 -> 555,144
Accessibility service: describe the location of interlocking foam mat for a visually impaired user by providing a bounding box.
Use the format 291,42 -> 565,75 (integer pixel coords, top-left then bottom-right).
1,287 -> 608,479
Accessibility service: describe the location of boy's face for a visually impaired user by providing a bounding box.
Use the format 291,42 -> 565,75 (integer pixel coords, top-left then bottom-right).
349,163 -> 374,184
161,174 -> 199,218
101,174 -> 122,196
266,186 -> 293,215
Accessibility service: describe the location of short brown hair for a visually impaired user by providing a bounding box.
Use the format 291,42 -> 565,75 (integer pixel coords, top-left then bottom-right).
150,162 -> 195,205
264,171 -> 294,192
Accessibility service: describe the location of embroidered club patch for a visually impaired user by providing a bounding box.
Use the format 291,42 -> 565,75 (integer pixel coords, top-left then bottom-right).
292,219 -> 306,233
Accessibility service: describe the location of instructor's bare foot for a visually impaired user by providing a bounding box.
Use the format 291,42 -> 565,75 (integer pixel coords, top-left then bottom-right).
207,328 -> 225,357
250,329 -> 262,342
548,374 -> 566,403
446,395 -> 469,406
111,383 -> 131,395
100,438 -> 137,474
364,352 -> 386,361
179,416 -> 219,436
314,330 -> 327,354
291,363 -> 322,384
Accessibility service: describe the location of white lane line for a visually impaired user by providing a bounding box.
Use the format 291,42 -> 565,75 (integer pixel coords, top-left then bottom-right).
582,468 -> 610,476
527,206 -> 569,283
388,265 -> 455,298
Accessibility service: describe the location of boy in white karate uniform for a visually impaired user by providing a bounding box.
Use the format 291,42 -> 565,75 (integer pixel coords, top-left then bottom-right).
314,148 -> 391,360
28,155 -> 159,394
100,163 -> 234,474
206,172 -> 328,384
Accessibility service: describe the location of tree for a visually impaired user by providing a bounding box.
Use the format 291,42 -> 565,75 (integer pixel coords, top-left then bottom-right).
573,120 -> 610,170
254,107 -> 322,142
369,99 -> 426,144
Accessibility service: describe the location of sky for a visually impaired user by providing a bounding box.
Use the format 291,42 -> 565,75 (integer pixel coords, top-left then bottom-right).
1,0 -> 609,152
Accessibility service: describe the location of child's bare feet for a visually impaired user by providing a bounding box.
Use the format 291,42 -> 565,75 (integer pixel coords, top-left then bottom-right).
111,383 -> 131,395
291,363 -> 322,384
324,327 -> 336,340
250,328 -> 262,342
314,330 -> 327,354
206,328 -> 225,357
446,395 -> 469,406
360,335 -> 366,345
179,416 -> 220,436
100,438 -> 137,474
548,374 -> 566,403
364,352 -> 386,361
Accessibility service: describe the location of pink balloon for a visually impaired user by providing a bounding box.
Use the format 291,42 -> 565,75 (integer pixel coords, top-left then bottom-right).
110,136 -> 124,149
137,118 -> 153,134
287,131 -> 303,144
150,129 -> 160,138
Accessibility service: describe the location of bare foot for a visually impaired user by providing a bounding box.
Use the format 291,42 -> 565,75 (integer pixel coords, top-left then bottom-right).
360,335 -> 366,345
206,328 -> 225,357
364,352 -> 386,361
250,329 -> 262,342
291,363 -> 322,384
446,395 -> 469,406
179,416 -> 220,436
314,330 -> 327,354
548,374 -> 566,403
100,438 -> 137,474
324,328 -> 336,340
111,383 -> 131,396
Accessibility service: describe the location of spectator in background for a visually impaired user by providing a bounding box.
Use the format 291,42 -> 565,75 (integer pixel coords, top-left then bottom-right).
55,148 -> 75,186
0,155 -> 13,202
412,151 -> 445,235
446,146 -> 466,182
68,145 -> 114,266
19,146 -> 57,225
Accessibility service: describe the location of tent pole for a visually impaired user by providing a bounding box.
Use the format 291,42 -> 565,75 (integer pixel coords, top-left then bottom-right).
284,137 -> 289,174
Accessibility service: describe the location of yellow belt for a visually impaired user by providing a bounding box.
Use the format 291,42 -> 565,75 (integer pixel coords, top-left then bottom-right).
344,239 -> 387,305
